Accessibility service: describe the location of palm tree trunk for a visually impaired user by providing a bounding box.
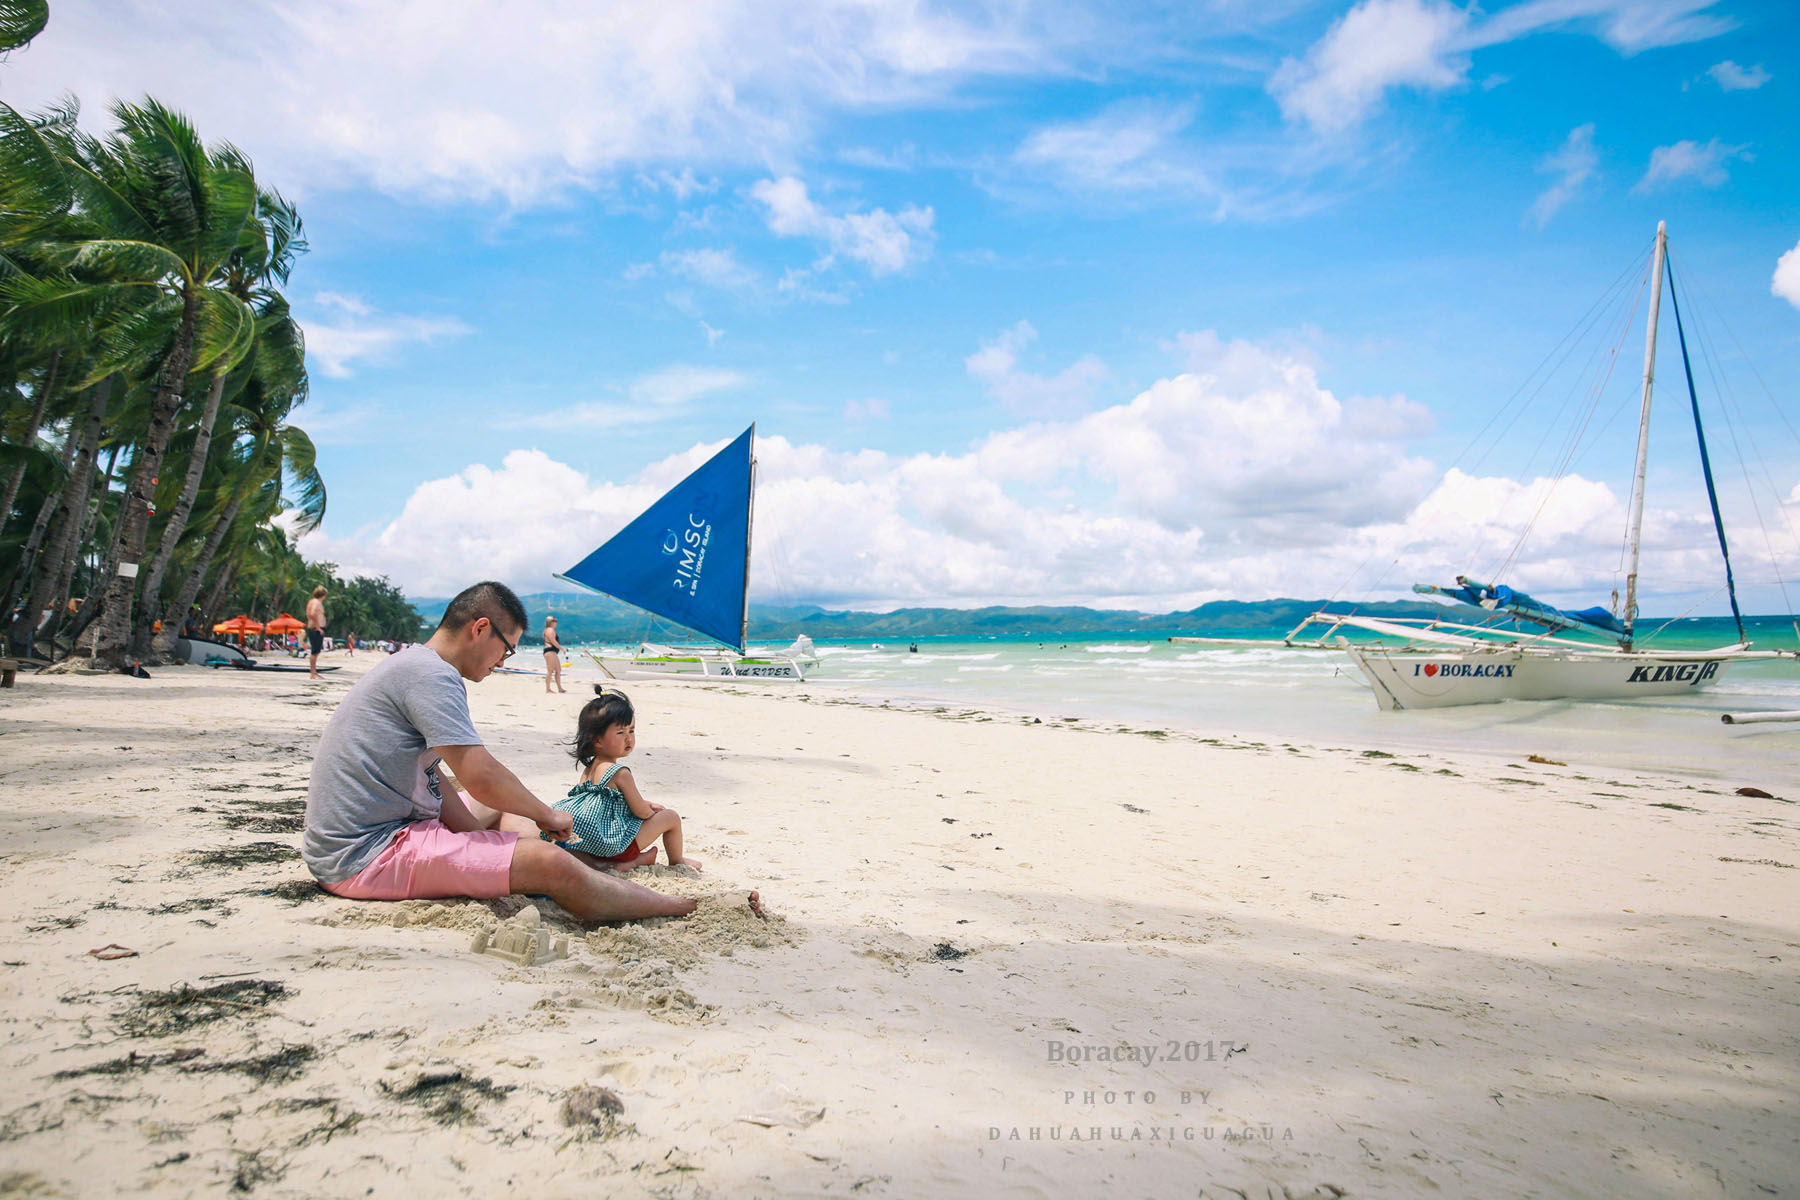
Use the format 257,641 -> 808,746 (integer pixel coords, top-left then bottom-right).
93,286 -> 199,669
133,369 -> 227,658
0,349 -> 58,538
151,482 -> 246,659
13,381 -> 108,656
50,439 -> 120,654
1,402 -> 83,651
201,559 -> 238,625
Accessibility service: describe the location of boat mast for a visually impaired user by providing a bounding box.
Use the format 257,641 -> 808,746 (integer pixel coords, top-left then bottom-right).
740,421 -> 756,655
1621,220 -> 1667,651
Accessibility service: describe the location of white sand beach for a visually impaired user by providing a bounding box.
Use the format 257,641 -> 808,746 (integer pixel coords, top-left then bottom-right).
1,657 -> 1795,1198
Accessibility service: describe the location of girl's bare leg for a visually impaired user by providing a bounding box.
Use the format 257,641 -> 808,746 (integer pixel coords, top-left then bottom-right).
635,810 -> 700,871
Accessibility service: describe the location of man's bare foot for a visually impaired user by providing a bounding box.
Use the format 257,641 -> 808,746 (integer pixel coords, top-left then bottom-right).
748,891 -> 765,920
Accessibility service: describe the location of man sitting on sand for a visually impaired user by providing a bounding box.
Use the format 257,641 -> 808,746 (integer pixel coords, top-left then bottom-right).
302,581 -> 695,922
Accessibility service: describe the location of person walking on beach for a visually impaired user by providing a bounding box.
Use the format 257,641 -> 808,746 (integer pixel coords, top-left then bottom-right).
305,586 -> 328,679
548,689 -> 699,872
303,581 -> 694,922
543,615 -> 564,693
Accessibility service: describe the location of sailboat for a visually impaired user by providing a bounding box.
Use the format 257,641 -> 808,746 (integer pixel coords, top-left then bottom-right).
1176,223 -> 1794,710
555,425 -> 817,681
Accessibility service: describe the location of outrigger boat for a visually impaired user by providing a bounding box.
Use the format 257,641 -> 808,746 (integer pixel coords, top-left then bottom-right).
556,425 -> 817,682
1175,223 -> 1795,710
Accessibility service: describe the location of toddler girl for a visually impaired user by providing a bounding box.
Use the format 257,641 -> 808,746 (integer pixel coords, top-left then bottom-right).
548,690 -> 699,872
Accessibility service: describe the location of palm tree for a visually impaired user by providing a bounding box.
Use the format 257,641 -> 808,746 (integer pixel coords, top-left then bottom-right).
151,315 -> 321,659
37,99 -> 260,668
0,1 -> 48,55
134,186 -> 303,656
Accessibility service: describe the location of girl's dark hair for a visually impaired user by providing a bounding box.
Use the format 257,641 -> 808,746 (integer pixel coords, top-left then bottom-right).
571,690 -> 634,767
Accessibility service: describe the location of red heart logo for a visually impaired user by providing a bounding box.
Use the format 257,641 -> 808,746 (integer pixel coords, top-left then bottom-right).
1424,664 -> 1438,676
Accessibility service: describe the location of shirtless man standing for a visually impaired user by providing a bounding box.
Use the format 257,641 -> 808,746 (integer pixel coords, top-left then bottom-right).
303,581 -> 693,921
305,586 -> 328,680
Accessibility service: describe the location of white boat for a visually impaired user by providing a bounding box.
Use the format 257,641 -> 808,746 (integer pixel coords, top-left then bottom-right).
1175,223 -> 1795,710
556,426 -> 817,682
587,641 -> 810,680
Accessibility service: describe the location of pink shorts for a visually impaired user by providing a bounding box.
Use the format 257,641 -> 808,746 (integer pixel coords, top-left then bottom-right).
321,819 -> 518,901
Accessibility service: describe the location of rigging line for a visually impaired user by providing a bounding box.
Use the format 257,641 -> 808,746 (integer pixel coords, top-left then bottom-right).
1681,266 -> 1800,617
1323,244 -> 1648,613
1486,256 -> 1649,585
1476,283 -> 1631,577
1449,254 -> 1648,585
1455,247 -> 1650,477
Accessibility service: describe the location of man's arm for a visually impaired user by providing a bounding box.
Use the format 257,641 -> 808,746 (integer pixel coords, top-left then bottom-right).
435,744 -> 572,839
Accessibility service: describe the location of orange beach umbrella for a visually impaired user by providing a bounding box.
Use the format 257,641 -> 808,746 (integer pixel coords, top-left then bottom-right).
263,613 -> 305,634
213,615 -> 264,636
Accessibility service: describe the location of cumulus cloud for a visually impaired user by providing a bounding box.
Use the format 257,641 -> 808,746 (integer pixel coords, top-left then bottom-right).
1632,138 -> 1750,192
1706,60 -> 1769,90
1525,124 -> 1598,229
298,299 -> 472,379
303,328 -> 1790,610
1773,239 -> 1800,311
750,176 -> 935,276
965,321 -> 1107,417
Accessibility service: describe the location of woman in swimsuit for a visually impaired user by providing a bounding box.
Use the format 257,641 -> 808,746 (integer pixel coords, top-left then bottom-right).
543,615 -> 565,693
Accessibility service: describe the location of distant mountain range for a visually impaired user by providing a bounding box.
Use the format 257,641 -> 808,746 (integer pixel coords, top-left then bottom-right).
409,591 -> 1460,645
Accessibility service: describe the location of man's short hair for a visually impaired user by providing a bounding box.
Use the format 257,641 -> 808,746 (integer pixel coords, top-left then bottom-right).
438,581 -> 528,637
312,586 -> 328,598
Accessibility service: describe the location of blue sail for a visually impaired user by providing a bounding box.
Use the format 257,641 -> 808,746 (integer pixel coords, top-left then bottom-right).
557,426 -> 754,652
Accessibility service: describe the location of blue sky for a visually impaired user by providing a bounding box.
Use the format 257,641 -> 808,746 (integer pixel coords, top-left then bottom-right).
6,0 -> 1798,615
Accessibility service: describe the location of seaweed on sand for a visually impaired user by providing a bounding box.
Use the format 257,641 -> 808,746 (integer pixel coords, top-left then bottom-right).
187,842 -> 298,870
380,1069 -> 512,1124
115,979 -> 290,1037
239,879 -> 324,905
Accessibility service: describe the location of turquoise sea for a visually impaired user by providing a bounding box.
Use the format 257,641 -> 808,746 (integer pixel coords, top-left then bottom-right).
563,615 -> 1800,786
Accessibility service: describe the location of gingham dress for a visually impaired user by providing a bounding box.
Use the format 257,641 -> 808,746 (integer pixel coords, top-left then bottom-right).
545,763 -> 645,857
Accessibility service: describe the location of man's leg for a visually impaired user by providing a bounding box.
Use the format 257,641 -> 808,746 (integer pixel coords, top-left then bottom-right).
509,836 -> 695,920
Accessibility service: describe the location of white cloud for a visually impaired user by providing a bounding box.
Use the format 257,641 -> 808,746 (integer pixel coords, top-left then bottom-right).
1632,138 -> 1750,192
699,321 -> 724,348
1271,0 -> 1733,134
298,306 -> 472,379
1013,100 -> 1214,197
0,0 -> 1086,205
1525,124 -> 1597,229
844,397 -> 891,421
504,365 -> 745,430
1473,0 -> 1734,53
750,176 -> 935,276
659,248 -> 758,292
313,290 -> 371,316
306,330 -> 1792,610
1706,60 -> 1769,90
1773,239 -> 1800,311
965,321 -> 1107,417
1269,0 -> 1471,134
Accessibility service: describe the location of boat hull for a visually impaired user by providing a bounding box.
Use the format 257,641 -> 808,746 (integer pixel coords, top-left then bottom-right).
1344,645 -> 1738,711
592,652 -> 809,681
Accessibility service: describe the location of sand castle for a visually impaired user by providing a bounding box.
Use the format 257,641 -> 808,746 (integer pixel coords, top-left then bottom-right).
469,905 -> 569,966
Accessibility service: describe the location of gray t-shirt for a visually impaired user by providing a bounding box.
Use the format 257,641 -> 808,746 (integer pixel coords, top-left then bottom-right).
303,645 -> 483,883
